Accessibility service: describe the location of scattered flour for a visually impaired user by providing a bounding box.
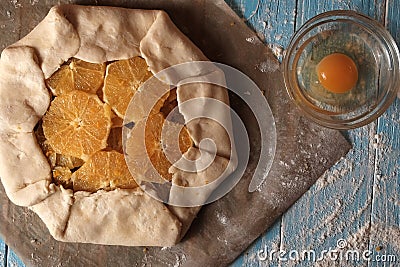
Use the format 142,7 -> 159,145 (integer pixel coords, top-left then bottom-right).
373,133 -> 382,149
371,222 -> 400,252
216,211 -> 228,225
256,60 -> 279,73
267,43 -> 285,60
390,196 -> 400,207
172,253 -> 187,267
346,222 -> 371,249
315,156 -> 353,190
140,246 -> 187,267
246,35 -> 258,44
311,222 -> 371,267
261,20 -> 267,29
323,199 -> 342,225
10,0 -> 22,8
216,236 -> 229,245
275,34 -> 282,41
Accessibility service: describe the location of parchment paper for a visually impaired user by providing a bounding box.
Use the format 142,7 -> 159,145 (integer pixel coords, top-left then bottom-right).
0,0 -> 351,266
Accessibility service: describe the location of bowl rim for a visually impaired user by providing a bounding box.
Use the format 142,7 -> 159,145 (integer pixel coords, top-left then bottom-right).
283,10 -> 400,130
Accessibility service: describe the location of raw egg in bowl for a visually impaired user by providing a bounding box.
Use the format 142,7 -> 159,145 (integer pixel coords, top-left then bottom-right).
283,10 -> 400,129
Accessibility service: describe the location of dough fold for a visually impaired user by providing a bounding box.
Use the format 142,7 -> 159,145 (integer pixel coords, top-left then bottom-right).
0,47 -> 50,132
0,131 -> 52,206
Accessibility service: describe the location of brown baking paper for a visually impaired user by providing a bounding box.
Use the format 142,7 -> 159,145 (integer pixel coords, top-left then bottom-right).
0,0 -> 350,266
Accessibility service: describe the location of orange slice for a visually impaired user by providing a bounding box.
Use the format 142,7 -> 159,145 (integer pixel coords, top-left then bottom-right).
126,113 -> 193,182
46,58 -> 106,96
103,57 -> 153,118
71,150 -> 138,192
42,90 -> 111,161
35,123 -> 84,169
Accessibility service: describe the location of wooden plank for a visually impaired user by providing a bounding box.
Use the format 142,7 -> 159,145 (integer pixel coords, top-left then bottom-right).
296,0 -> 386,30
276,0 -> 385,266
368,0 -> 400,264
225,0 -> 297,266
370,102 -> 400,266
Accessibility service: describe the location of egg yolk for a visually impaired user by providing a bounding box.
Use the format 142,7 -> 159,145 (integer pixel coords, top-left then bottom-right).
316,53 -> 358,93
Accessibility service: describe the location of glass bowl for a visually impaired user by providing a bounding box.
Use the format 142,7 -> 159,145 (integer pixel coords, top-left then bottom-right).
283,10 -> 400,129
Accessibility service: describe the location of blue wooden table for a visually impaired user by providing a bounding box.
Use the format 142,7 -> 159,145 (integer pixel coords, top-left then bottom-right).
1,0 -> 399,266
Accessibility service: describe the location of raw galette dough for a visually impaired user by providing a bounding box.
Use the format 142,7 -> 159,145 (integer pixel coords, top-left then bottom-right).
0,5 -> 236,246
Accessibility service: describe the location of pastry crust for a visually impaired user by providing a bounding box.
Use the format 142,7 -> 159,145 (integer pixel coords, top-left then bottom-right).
0,5 -> 235,246
0,131 -> 51,206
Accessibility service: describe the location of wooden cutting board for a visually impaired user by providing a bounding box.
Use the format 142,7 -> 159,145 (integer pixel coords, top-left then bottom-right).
0,1 -> 351,266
